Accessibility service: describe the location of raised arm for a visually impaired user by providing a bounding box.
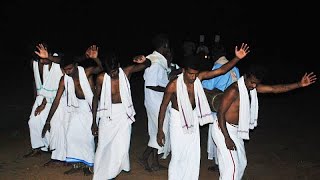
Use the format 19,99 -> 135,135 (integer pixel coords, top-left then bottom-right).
91,73 -> 104,136
199,43 -> 250,81
157,81 -> 175,147
256,72 -> 317,93
41,77 -> 65,137
85,45 -> 103,75
34,43 -> 61,63
123,55 -> 151,79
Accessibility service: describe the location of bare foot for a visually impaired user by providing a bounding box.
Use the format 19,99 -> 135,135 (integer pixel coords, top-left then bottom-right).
138,157 -> 153,172
23,149 -> 41,158
83,167 -> 93,176
208,165 -> 219,172
64,167 -> 82,175
151,164 -> 167,171
43,160 -> 65,167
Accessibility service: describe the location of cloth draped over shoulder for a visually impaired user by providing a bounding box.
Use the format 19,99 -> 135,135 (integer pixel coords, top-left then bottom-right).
237,76 -> 259,140
177,74 -> 214,134
33,61 -> 63,104
146,51 -> 171,75
64,66 -> 93,113
97,68 -> 136,124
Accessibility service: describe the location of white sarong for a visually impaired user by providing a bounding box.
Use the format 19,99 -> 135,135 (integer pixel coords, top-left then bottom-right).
168,108 -> 200,180
48,94 -> 69,161
93,103 -> 132,180
64,66 -> 95,166
212,121 -> 247,180
144,53 -> 171,158
65,99 -> 95,166
28,61 -> 62,151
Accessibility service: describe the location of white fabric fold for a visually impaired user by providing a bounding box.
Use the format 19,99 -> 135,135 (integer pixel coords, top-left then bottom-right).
33,61 -> 63,104
64,66 -> 93,113
146,51 -> 171,74
97,68 -> 136,124
237,76 -> 259,140
177,74 -> 214,134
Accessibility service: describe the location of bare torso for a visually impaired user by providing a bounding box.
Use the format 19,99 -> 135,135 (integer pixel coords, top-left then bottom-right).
170,80 -> 196,111
224,84 -> 241,125
111,78 -> 122,103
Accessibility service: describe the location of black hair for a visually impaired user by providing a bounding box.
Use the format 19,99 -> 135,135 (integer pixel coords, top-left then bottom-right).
101,51 -> 119,72
152,33 -> 169,50
183,55 -> 202,71
244,63 -> 267,81
60,54 -> 76,68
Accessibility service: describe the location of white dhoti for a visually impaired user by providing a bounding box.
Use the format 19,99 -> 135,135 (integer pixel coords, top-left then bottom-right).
212,121 -> 247,180
28,96 -> 50,151
93,103 -> 132,180
49,97 -> 69,161
65,99 -> 95,167
168,108 -> 200,180
207,112 -> 218,164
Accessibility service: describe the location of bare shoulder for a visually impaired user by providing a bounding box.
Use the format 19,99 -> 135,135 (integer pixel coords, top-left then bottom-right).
96,72 -> 106,83
225,83 -> 239,95
167,78 -> 177,92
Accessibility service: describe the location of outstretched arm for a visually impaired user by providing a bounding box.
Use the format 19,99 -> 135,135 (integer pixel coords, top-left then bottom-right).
257,72 -> 317,93
34,43 -> 61,63
123,55 -> 151,79
157,81 -> 175,147
199,43 -> 250,81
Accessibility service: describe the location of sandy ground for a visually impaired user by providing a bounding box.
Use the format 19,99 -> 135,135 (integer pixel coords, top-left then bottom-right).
0,62 -> 319,180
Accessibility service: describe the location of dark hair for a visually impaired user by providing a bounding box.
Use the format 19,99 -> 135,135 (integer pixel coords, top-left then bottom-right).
60,54 -> 76,68
183,55 -> 201,71
152,33 -> 169,50
245,63 -> 267,81
212,44 -> 226,59
102,51 -> 119,72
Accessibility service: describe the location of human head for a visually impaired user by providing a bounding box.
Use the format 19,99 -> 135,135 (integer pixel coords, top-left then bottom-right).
152,33 -> 170,57
61,54 -> 77,76
182,55 -> 201,84
211,44 -> 226,61
102,52 -> 120,78
244,64 -> 267,90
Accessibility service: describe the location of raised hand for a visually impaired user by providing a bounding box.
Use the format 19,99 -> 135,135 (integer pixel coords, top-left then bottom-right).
133,55 -> 146,64
85,45 -> 99,59
34,44 -> 49,59
235,43 -> 250,60
299,72 -> 317,87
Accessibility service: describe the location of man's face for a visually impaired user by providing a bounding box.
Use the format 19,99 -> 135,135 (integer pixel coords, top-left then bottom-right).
63,64 -> 76,76
245,75 -> 261,90
183,67 -> 199,84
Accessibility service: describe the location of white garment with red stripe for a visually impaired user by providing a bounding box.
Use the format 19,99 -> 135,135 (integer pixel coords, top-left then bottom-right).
212,121 -> 247,180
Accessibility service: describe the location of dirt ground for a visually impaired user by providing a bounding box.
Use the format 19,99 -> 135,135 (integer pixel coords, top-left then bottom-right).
0,61 -> 319,180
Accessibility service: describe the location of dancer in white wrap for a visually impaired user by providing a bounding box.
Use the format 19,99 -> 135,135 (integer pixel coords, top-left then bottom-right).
140,33 -> 172,172
42,45 -> 101,167
24,43 -> 63,158
42,49 -> 103,176
202,43 -> 240,171
213,64 -> 317,180
157,43 -> 250,180
91,52 -> 151,180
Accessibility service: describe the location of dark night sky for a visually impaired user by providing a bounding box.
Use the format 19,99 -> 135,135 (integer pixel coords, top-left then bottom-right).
1,1 -> 319,71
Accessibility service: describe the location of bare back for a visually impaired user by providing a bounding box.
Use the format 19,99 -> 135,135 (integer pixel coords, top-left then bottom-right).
220,83 -> 241,125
